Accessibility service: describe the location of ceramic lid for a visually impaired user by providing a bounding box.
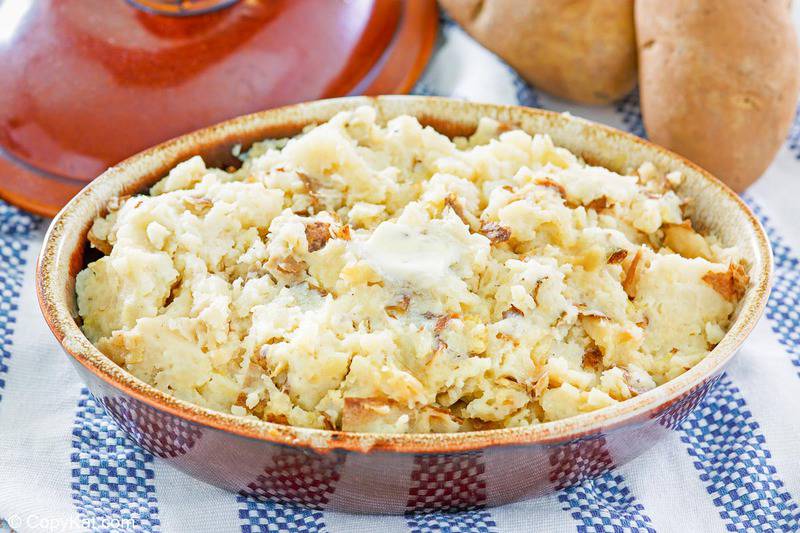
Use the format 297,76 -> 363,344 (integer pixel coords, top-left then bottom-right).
0,0 -> 438,216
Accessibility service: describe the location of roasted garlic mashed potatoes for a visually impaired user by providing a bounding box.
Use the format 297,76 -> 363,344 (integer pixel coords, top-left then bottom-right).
76,107 -> 748,433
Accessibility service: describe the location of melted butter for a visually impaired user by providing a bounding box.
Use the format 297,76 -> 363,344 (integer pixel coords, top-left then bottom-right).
362,221 -> 462,290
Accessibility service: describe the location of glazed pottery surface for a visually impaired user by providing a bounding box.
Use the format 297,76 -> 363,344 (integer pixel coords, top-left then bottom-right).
0,0 -> 437,216
37,96 -> 772,513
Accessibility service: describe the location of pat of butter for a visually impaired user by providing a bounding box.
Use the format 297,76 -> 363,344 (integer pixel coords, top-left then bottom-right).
362,221 -> 462,290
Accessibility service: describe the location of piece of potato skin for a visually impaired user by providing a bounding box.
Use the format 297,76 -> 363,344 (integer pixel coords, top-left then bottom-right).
440,0 -> 637,104
636,0 -> 800,192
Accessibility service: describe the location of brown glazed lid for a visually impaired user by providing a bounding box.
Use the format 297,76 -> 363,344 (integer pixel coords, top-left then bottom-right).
0,0 -> 438,216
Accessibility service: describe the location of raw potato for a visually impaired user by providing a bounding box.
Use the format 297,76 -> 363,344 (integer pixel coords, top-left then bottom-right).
636,0 -> 800,192
440,0 -> 637,104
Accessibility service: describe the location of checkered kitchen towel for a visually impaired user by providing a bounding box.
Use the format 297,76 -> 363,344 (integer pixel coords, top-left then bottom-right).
1,12 -> 799,533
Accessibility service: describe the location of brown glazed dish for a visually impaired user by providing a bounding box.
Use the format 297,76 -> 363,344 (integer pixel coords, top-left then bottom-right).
0,0 -> 438,217
36,96 -> 772,513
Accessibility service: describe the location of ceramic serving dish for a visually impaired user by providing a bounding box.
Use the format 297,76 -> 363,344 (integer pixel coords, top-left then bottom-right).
0,0 -> 439,217
36,96 -> 772,514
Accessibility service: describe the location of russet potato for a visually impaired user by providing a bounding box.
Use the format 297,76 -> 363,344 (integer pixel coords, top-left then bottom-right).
439,0 -> 638,104
636,0 -> 800,191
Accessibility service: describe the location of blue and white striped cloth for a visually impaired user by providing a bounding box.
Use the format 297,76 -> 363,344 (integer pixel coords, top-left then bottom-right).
1,15 -> 799,533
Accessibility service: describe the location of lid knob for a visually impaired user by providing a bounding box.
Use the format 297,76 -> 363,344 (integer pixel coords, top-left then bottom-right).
126,0 -> 239,16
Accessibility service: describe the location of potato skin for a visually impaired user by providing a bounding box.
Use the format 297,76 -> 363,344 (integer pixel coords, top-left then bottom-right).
636,0 -> 800,191
440,0 -> 637,104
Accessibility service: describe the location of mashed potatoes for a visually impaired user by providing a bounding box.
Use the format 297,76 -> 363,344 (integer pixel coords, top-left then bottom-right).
76,107 -> 748,433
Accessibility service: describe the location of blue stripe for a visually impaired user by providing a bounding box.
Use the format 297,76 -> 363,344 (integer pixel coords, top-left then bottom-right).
677,374 -> 799,531
0,201 -> 39,402
405,510 -> 497,533
102,396 -> 202,459
559,474 -> 656,533
71,388 -> 161,532
236,449 -> 341,532
745,198 -> 799,272
550,435 -> 655,533
404,452 -> 497,532
656,375 -> 722,431
236,497 -> 325,533
745,197 -> 800,378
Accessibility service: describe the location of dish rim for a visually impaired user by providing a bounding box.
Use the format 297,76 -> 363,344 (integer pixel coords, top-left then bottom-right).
36,95 -> 773,454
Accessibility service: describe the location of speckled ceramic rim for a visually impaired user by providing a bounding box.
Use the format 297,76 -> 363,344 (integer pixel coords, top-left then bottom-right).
36,96 -> 773,454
